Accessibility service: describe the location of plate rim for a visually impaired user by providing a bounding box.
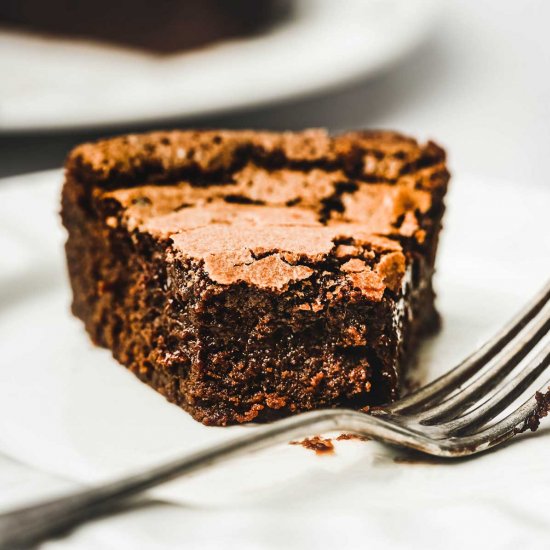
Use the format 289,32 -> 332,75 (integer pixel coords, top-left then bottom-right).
0,0 -> 439,133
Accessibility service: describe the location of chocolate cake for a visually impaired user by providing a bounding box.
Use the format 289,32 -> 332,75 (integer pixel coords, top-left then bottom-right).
0,0 -> 291,54
61,129 -> 449,426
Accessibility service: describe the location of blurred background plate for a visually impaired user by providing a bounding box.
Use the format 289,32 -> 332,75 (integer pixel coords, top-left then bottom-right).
0,0 -> 438,133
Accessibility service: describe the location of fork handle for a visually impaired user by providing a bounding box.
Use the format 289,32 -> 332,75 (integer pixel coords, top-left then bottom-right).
0,409 -> 384,548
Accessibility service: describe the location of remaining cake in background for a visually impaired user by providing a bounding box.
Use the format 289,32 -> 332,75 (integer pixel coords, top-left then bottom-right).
61,129 -> 449,425
0,0 -> 291,53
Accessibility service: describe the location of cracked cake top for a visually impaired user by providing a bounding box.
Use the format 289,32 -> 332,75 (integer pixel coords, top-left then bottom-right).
70,129 -> 449,296
68,129 -> 448,189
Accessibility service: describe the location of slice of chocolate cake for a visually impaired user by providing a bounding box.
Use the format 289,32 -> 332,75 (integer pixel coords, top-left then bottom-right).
61,129 -> 449,425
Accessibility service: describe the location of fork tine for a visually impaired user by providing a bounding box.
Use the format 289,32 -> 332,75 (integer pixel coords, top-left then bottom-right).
449,380 -> 550,454
416,300 -> 550,424
437,342 -> 550,436
387,279 -> 550,415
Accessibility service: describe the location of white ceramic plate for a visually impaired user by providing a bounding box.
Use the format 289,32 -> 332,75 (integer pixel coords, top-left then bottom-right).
0,0 -> 438,132
0,170 -> 550,548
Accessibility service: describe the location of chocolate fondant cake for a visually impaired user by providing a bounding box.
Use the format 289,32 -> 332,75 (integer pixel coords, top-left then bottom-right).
61,129 -> 449,425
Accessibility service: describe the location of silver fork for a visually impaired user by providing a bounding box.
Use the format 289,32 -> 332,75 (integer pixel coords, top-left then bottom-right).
1,281 -> 549,549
